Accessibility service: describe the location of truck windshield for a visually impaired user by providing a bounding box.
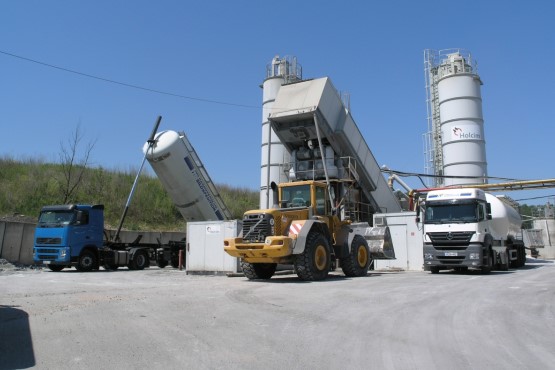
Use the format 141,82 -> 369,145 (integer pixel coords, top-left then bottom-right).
38,211 -> 76,227
424,202 -> 479,224
281,185 -> 311,208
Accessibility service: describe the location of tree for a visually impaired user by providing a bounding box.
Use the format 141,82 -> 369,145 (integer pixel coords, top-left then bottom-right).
58,124 -> 96,204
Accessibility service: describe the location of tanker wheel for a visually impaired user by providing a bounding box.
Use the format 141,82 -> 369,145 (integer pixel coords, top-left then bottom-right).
499,249 -> 510,271
518,246 -> 526,268
481,249 -> 493,275
76,250 -> 96,272
294,232 -> 331,281
131,250 -> 148,270
47,265 -> 65,272
240,260 -> 277,280
341,235 -> 371,277
103,264 -> 119,271
156,257 -> 168,268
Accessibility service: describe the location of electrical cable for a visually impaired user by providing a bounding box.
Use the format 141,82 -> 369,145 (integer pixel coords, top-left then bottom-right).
0,49 -> 260,109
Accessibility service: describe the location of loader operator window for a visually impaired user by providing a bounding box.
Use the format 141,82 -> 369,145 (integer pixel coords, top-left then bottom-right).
282,185 -> 311,208
315,186 -> 326,215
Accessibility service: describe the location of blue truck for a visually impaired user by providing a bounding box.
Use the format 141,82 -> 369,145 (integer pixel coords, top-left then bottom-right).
33,204 -> 185,272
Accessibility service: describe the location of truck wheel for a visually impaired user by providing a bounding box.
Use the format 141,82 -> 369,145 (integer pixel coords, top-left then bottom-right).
340,235 -> 371,277
156,259 -> 168,268
430,267 -> 440,274
48,265 -> 65,272
76,250 -> 96,272
481,249 -> 493,274
499,249 -> 510,271
240,261 -> 277,280
294,232 -> 331,281
131,250 -> 148,270
517,246 -> 526,268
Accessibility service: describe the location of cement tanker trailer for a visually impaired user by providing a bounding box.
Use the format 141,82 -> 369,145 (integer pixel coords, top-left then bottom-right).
422,188 -> 526,274
143,130 -> 231,223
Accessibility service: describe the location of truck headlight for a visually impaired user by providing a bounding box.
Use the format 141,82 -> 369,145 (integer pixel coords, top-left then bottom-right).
469,253 -> 480,260
60,248 -> 69,258
424,253 -> 433,260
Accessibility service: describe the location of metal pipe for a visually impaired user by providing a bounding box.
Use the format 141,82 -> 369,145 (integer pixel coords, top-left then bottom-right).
313,113 -> 335,212
113,116 -> 162,242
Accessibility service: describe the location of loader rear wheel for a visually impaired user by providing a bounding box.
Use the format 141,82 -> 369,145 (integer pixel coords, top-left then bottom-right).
294,232 -> 331,281
341,235 -> 371,277
241,261 -> 277,280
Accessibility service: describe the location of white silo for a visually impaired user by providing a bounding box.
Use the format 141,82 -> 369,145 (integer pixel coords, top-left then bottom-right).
260,55 -> 302,208
424,49 -> 488,187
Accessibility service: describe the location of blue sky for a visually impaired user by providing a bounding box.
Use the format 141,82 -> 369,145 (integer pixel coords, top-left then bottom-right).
1,1 -> 554,206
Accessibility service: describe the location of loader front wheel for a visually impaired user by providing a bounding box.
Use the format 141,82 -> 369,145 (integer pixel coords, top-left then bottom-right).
241,261 -> 277,280
294,232 -> 331,281
341,235 -> 371,277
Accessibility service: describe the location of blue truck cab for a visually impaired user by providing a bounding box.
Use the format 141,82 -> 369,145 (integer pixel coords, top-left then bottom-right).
33,204 -> 105,271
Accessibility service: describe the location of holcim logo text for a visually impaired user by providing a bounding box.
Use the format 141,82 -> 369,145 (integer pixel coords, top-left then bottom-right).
453,127 -> 481,140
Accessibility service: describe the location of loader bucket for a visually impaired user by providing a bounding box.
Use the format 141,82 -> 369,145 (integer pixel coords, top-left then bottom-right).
365,226 -> 395,260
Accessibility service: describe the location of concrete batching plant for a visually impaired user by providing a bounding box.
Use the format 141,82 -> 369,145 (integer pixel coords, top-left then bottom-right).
424,49 -> 488,187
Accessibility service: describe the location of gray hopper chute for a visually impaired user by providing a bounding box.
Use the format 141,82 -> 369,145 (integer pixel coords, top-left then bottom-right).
268,77 -> 401,214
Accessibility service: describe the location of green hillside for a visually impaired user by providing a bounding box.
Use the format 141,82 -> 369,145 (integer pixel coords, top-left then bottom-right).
0,157 -> 258,231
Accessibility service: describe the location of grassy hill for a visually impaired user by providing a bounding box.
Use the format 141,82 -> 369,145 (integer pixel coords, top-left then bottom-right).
0,157 -> 258,231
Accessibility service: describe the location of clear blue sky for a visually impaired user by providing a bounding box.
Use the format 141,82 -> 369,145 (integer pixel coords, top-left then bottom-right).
1,1 -> 554,206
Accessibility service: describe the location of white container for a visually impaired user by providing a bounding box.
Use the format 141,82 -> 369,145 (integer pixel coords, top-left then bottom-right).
373,212 -> 423,271
186,220 -> 241,275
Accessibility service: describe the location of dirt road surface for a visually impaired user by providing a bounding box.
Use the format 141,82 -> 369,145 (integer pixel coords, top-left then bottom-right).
1,259 -> 554,369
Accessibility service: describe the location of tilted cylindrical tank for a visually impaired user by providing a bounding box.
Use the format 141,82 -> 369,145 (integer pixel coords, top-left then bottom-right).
485,193 -> 522,241
437,51 -> 488,186
144,130 -> 226,222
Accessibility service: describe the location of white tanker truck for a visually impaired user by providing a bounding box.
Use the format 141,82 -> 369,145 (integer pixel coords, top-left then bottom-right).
421,188 -> 526,274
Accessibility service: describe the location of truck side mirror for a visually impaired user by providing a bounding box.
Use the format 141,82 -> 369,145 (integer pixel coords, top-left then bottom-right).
415,205 -> 421,223
486,203 -> 492,220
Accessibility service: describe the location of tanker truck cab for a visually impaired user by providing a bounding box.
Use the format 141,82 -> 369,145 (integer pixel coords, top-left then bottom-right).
422,188 -> 526,274
34,204 -> 104,271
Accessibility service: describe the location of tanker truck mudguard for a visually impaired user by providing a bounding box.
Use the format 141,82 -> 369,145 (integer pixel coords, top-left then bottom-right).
422,188 -> 526,274
33,204 -> 185,272
224,179 -> 396,281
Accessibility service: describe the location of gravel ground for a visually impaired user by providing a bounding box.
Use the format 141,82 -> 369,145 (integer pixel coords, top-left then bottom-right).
1,259 -> 555,370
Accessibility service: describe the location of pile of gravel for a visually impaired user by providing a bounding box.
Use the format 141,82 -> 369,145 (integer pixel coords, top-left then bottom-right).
0,258 -> 42,273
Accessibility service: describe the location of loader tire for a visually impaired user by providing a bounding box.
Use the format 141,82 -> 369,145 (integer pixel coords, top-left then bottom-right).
341,235 -> 371,277
294,232 -> 331,281
240,261 -> 277,280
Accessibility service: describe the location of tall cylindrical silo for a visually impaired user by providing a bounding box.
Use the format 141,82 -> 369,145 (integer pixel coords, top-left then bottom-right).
260,56 -> 302,208
437,51 -> 488,186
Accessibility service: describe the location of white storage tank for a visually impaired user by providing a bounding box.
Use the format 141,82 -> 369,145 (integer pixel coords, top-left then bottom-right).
260,55 -> 302,208
437,51 -> 488,186
144,130 -> 230,222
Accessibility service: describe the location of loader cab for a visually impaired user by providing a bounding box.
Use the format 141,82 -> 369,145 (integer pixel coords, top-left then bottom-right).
279,181 -> 329,216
